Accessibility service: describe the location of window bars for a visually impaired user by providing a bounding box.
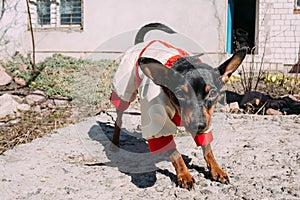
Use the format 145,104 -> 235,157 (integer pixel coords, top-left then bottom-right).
31,0 -> 83,29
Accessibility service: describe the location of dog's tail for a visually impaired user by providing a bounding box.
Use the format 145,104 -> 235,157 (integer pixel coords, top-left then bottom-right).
134,23 -> 176,45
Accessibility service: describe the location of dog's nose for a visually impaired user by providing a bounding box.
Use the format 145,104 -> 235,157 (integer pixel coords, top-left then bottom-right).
197,122 -> 206,130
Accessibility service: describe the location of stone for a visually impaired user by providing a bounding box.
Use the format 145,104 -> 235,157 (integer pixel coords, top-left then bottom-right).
32,105 -> 42,113
0,66 -> 12,86
54,99 -> 69,107
266,108 -> 283,115
0,94 -> 20,118
13,77 -> 26,86
10,95 -> 23,104
287,95 -> 298,102
225,102 -> 241,113
17,104 -> 31,111
229,102 -> 240,110
32,90 -> 45,96
41,99 -> 55,109
18,64 -> 28,71
24,90 -> 46,105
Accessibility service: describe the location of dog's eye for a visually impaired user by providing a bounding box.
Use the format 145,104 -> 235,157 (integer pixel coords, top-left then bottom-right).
205,88 -> 218,108
208,89 -> 218,99
175,90 -> 185,100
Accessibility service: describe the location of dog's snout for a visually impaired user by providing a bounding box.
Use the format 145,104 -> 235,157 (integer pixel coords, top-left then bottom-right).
197,122 -> 206,130
189,120 -> 207,134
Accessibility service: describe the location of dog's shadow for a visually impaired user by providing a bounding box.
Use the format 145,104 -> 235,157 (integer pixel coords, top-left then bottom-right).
87,121 -> 212,188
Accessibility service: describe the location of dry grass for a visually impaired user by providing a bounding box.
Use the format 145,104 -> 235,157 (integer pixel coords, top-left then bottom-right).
0,108 -> 73,154
0,55 -> 118,154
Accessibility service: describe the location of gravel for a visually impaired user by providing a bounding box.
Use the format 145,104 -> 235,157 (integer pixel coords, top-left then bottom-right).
0,111 -> 299,199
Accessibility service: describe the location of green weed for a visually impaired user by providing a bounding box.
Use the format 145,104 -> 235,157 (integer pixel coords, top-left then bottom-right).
3,54 -> 118,109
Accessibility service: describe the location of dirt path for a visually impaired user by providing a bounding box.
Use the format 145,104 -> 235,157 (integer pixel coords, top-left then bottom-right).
0,111 -> 299,199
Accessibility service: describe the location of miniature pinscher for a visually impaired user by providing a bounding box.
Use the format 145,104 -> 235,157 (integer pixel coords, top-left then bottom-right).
110,23 -> 247,189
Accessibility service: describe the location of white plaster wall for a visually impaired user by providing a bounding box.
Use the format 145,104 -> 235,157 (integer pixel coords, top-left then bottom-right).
0,0 -> 226,63
0,0 -> 27,58
1,0 -> 299,67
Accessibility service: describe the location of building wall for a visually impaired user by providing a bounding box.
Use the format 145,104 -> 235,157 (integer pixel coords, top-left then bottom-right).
0,0 -> 299,68
0,0 -> 27,58
258,0 -> 300,66
0,0 -> 227,64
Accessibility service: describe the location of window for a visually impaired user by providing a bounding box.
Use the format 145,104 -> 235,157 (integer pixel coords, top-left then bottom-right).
30,0 -> 83,29
37,0 -> 51,25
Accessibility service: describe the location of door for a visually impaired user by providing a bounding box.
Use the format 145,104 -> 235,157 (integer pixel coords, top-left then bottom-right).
226,0 -> 257,53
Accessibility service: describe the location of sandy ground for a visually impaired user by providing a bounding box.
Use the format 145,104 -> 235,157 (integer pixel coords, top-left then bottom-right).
0,110 -> 299,200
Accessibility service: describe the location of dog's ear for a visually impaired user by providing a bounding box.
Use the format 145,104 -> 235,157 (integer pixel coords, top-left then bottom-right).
217,48 -> 247,83
138,57 -> 176,87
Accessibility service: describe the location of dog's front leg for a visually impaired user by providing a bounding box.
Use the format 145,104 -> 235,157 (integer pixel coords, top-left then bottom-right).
111,110 -> 123,148
170,149 -> 195,190
202,144 -> 229,184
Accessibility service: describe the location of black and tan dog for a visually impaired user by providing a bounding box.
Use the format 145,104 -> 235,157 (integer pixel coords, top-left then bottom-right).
110,23 -> 246,189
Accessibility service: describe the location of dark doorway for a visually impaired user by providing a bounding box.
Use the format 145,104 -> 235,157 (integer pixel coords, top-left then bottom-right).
226,0 -> 257,53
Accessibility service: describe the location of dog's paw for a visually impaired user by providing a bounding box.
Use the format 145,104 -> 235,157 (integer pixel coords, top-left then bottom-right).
177,172 -> 195,190
209,166 -> 230,184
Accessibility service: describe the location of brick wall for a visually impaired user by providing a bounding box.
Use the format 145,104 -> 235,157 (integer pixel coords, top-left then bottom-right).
258,0 -> 300,66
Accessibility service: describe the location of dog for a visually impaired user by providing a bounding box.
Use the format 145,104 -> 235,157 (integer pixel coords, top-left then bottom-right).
110,23 -> 247,189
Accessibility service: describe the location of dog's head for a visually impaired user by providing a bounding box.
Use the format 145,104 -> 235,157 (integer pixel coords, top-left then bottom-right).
138,49 -> 246,135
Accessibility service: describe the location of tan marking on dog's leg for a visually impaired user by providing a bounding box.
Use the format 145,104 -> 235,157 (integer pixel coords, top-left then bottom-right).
203,105 -> 215,132
170,149 -> 195,190
202,144 -> 229,184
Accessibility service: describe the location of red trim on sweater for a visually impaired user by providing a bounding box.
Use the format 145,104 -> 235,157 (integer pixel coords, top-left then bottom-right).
164,55 -> 182,68
147,135 -> 176,153
135,40 -> 190,85
147,130 -> 214,154
171,111 -> 182,126
110,91 -> 130,112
